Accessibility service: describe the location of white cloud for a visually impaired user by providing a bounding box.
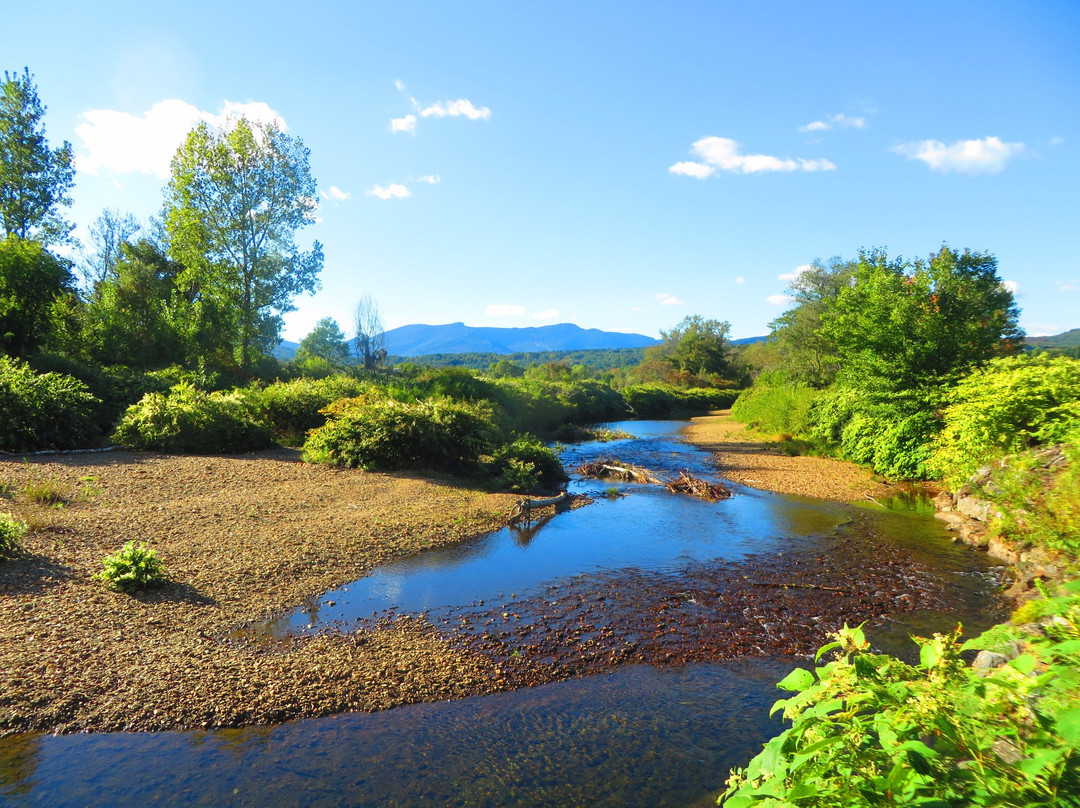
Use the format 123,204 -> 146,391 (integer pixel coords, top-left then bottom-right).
734,276 -> 746,283
767,294 -> 794,306
1003,280 -> 1019,294
669,161 -> 714,179
394,79 -> 406,92
778,264 -> 813,282
670,136 -> 836,178
657,293 -> 683,305
1055,279 -> 1080,293
486,304 -> 526,316
891,136 -> 1025,174
630,306 -> 645,312
322,186 -> 351,201
419,99 -> 491,120
74,99 -> 287,178
366,183 -> 411,200
1050,136 -> 1065,146
532,309 -> 560,321
799,113 -> 866,133
390,114 -> 416,134
416,174 -> 441,184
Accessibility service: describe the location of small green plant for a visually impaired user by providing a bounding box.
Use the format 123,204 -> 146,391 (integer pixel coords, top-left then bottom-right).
604,486 -> 622,499
97,541 -> 166,593
0,512 -> 28,559
21,478 -> 66,507
78,477 -> 103,501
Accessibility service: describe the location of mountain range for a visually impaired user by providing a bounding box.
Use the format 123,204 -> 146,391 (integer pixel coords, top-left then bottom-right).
383,322 -> 661,357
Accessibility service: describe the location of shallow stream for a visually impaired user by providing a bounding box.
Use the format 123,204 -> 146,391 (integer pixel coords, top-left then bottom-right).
0,421 -> 1006,807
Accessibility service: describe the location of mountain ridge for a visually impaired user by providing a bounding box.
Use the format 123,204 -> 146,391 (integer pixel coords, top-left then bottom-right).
383,322 -> 661,356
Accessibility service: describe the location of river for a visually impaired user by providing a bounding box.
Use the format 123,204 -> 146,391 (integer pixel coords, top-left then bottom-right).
0,421 -> 1005,807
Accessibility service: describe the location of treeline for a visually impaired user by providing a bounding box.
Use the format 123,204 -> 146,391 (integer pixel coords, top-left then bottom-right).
388,346 -> 649,374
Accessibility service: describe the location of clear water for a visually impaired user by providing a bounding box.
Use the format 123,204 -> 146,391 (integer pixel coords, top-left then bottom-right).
0,420 -> 1006,807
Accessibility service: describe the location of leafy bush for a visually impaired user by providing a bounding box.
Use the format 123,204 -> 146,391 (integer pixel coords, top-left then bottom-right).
489,436 -> 568,492
112,382 -> 274,453
721,607 -> 1080,807
731,374 -> 819,436
257,375 -> 372,444
930,354 -> 1080,484
302,394 -> 498,472
623,383 -> 739,419
97,541 -> 166,593
0,513 -> 27,559
0,355 -> 100,451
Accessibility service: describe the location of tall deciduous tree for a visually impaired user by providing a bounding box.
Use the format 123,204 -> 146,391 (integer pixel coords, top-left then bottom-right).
0,68 -> 75,245
296,316 -> 349,368
0,236 -> 72,355
818,246 -> 1023,392
163,116 -> 323,373
80,208 -> 141,297
648,315 -> 735,380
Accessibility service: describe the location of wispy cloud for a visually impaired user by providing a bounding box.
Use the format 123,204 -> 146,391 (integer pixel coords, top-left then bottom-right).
767,294 -> 794,306
416,174 -> 441,184
734,276 -> 746,284
657,293 -> 683,305
74,99 -> 287,178
799,113 -> 866,133
321,186 -> 351,202
367,183 -> 411,200
418,99 -> 491,120
891,136 -> 1025,174
1050,136 -> 1065,146
390,114 -> 416,134
1055,279 -> 1080,293
486,304 -> 527,316
670,137 -> 836,178
532,309 -> 560,321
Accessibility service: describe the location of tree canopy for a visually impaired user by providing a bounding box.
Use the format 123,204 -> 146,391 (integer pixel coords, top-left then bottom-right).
0,68 -> 74,245
163,116 -> 323,372
296,317 -> 350,368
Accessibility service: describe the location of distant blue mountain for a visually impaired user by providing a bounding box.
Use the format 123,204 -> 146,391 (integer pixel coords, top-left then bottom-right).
384,322 -> 660,357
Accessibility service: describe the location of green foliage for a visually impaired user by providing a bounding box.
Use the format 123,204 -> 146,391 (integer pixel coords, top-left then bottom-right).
164,115 -> 323,372
295,316 -> 350,368
97,541 -> 166,593
930,354 -> 1080,484
0,512 -> 27,559
112,382 -> 274,453
731,373 -> 819,436
623,383 -> 739,419
721,610 -> 1080,807
818,246 -> 1022,392
977,430 -> 1080,557
257,374 -> 372,444
489,435 -> 568,492
0,355 -> 100,451
0,235 -> 73,355
0,68 -> 75,244
649,315 -> 736,378
400,347 -> 649,375
302,393 -> 498,472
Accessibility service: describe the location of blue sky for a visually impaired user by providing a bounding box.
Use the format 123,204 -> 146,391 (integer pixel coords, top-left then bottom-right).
3,1 -> 1078,341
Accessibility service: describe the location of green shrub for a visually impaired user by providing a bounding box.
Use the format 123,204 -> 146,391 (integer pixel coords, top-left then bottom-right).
0,355 -> 100,451
0,513 -> 27,559
624,383 -> 739,419
257,375 -> 372,444
302,394 -> 498,472
721,604 -> 1080,807
731,374 -> 818,435
112,382 -> 274,453
930,354 -> 1080,484
489,436 -> 568,492
97,541 -> 166,592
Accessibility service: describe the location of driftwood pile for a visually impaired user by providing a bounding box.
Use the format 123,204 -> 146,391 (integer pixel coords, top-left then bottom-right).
576,457 -> 732,502
575,458 -> 659,484
665,471 -> 732,502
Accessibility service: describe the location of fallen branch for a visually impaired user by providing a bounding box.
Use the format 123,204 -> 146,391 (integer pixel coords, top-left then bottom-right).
665,471 -> 732,501
576,458 -> 659,484
748,582 -> 851,593
508,491 -> 570,523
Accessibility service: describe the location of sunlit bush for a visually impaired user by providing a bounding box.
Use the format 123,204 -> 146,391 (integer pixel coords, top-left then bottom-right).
257,375 -> 372,444
112,382 -> 274,453
489,435 -> 568,492
97,541 -> 166,593
0,355 -> 100,451
0,513 -> 28,559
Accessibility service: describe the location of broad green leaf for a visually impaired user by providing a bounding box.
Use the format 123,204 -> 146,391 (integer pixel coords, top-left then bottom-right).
776,668 -> 815,692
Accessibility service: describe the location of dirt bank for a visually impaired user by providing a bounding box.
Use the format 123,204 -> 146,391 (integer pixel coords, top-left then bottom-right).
682,411 -> 894,503
0,450 -> 521,735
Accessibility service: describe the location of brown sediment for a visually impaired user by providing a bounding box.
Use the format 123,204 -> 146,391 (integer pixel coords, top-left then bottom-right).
681,410 -> 894,503
0,450 -> 521,735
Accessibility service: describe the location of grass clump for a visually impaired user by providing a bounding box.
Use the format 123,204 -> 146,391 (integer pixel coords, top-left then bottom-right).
20,478 -> 67,507
0,513 -> 28,559
97,541 -> 166,593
